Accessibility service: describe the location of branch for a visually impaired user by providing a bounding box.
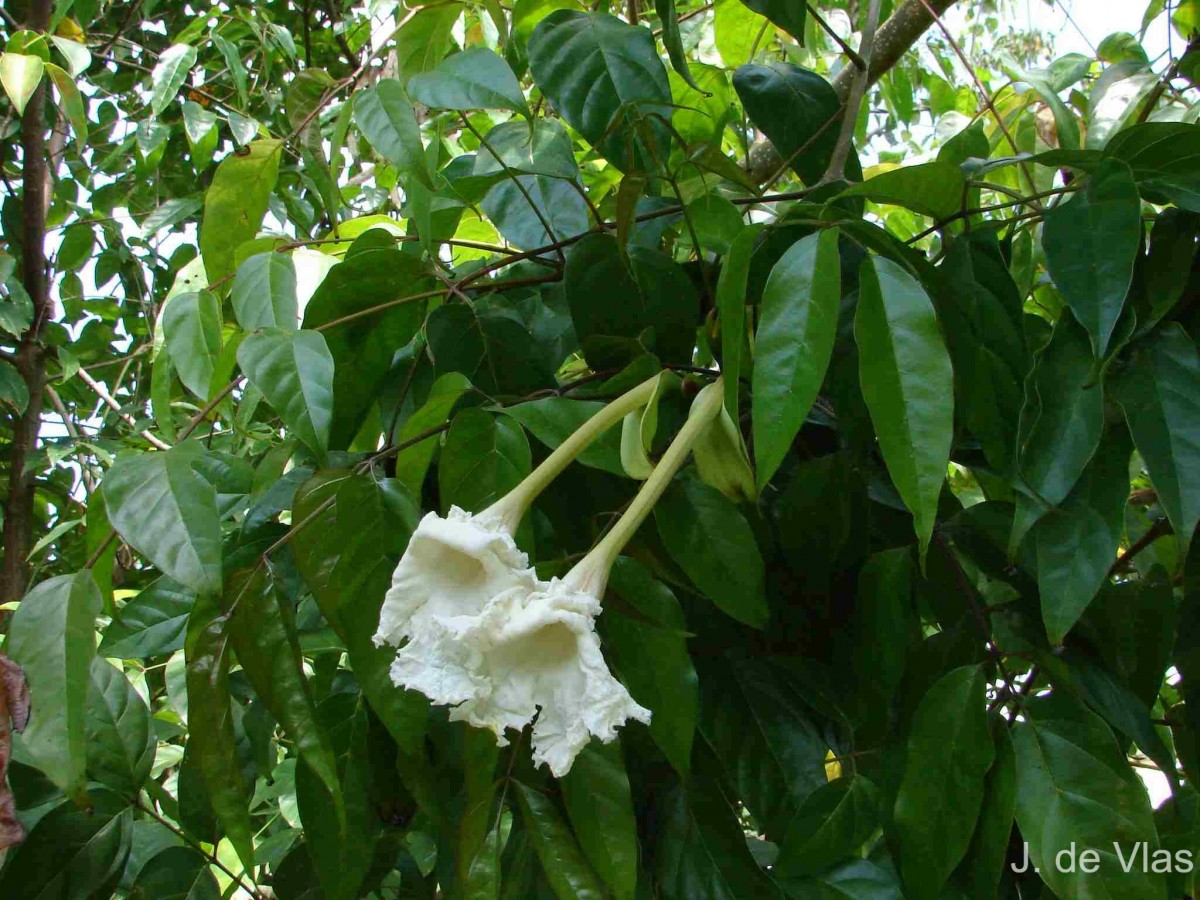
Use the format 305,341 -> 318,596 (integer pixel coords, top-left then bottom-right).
1,0 -> 54,606
76,369 -> 172,450
830,0 -> 958,100
822,0 -> 882,184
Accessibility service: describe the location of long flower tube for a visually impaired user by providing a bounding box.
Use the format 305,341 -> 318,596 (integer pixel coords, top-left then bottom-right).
373,374 -> 662,649
378,376 -> 728,776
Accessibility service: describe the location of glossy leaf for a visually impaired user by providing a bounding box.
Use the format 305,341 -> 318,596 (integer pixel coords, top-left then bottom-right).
716,223 -> 761,421
1042,159 -> 1141,356
503,397 -> 625,476
162,290 -> 221,400
231,251 -> 298,331
5,571 -> 101,801
514,782 -> 607,900
237,328 -> 335,460
128,846 -> 220,900
150,43 -> 197,115
560,741 -> 638,900
1113,324 -> 1200,550
426,303 -> 555,398
85,658 -> 155,799
855,256 -> 954,558
98,577 -> 194,659
528,10 -> 671,171
409,48 -> 529,116
439,408 -> 532,514
393,371 -> 473,493
104,444 -> 223,596
184,593 -> 255,872
753,228 -> 841,488
656,473 -> 767,627
774,776 -> 880,878
353,80 -> 432,188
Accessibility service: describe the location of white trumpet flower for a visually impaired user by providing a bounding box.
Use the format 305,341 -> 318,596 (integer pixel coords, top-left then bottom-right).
376,377 -> 727,775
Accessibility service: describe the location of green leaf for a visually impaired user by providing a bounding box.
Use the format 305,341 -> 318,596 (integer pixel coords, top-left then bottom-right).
393,371 -> 473,493
739,0 -> 805,40
752,229 -> 841,488
426,303 -> 555,398
45,63 -> 86,141
514,782 -> 607,900
199,139 -> 283,283
237,328 -> 334,460
142,198 -> 203,237
0,791 -> 132,898
162,290 -> 222,400
0,52 -> 45,116
1107,122 -> 1200,213
223,567 -> 340,803
183,593 -> 255,872
847,548 -> 916,723
893,665 -> 995,900
560,741 -> 638,900
6,571 -> 101,801
700,655 -> 829,838
779,859 -> 903,900
409,48 -> 529,116
1013,311 -> 1105,547
99,577 -> 194,659
1012,693 -> 1166,900
956,722 -> 1017,897
656,768 -> 783,900
1113,324 -> 1200,551
302,244 -> 432,448
353,80 -> 432,188
294,694 -> 377,900
716,223 -> 761,422
656,473 -> 767,627
231,251 -> 298,331
528,10 -> 671,172
854,256 -> 954,559
104,444 -> 222,595
395,4 -> 460,83
291,471 -> 427,754
775,776 -> 880,878
473,119 -> 589,249
0,358 -> 29,415
839,161 -> 965,220
1012,65 -> 1081,151
734,63 -> 861,185
565,234 -> 700,368
604,557 -> 698,775
715,0 -> 766,68
1033,426 -> 1131,644
150,43 -> 197,115
1042,159 -> 1141,356
439,408 -> 532,514
212,34 -> 248,106
128,847 -> 220,900
655,0 -> 704,90
503,397 -> 625,476
85,658 -> 155,799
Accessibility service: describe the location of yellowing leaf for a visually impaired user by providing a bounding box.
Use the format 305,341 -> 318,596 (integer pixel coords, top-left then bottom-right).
0,52 -> 45,116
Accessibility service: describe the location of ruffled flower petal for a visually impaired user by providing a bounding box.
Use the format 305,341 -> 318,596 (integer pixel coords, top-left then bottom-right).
374,506 -> 537,649
386,573 -> 650,776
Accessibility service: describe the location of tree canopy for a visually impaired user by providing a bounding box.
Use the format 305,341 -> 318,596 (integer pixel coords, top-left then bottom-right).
2,0 -> 1200,897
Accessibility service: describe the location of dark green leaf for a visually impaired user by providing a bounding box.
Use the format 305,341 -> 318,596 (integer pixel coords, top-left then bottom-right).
393,371 -> 473,493
1107,121 -> 1200,212
184,593 -> 255,872
528,10 -> 671,172
734,63 -> 861,185
237,328 -> 335,460
128,846 -> 220,900
957,722 -> 1016,898
503,397 -> 625,476
752,228 -> 841,488
426,303 -> 555,398
716,223 -> 761,421
85,658 -> 155,799
1012,693 -> 1165,899
893,665 -> 995,899
1042,158 -> 1141,356
775,776 -> 879,878
473,119 -> 589,249
162,290 -> 222,400
353,80 -> 433,188
0,359 -> 29,415
779,858 -> 903,900
291,471 -> 427,754
409,48 -> 529,115
6,571 -> 102,800
739,0 -> 805,39
604,557 -> 699,775
855,256 -> 954,558
655,0 -> 704,90
105,443 -> 223,595
231,251 -> 298,331
99,577 -> 194,659
439,408 -> 532,513
560,741 -> 638,900
514,782 -> 607,900
655,473 -> 767,627
1113,323 -> 1200,550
